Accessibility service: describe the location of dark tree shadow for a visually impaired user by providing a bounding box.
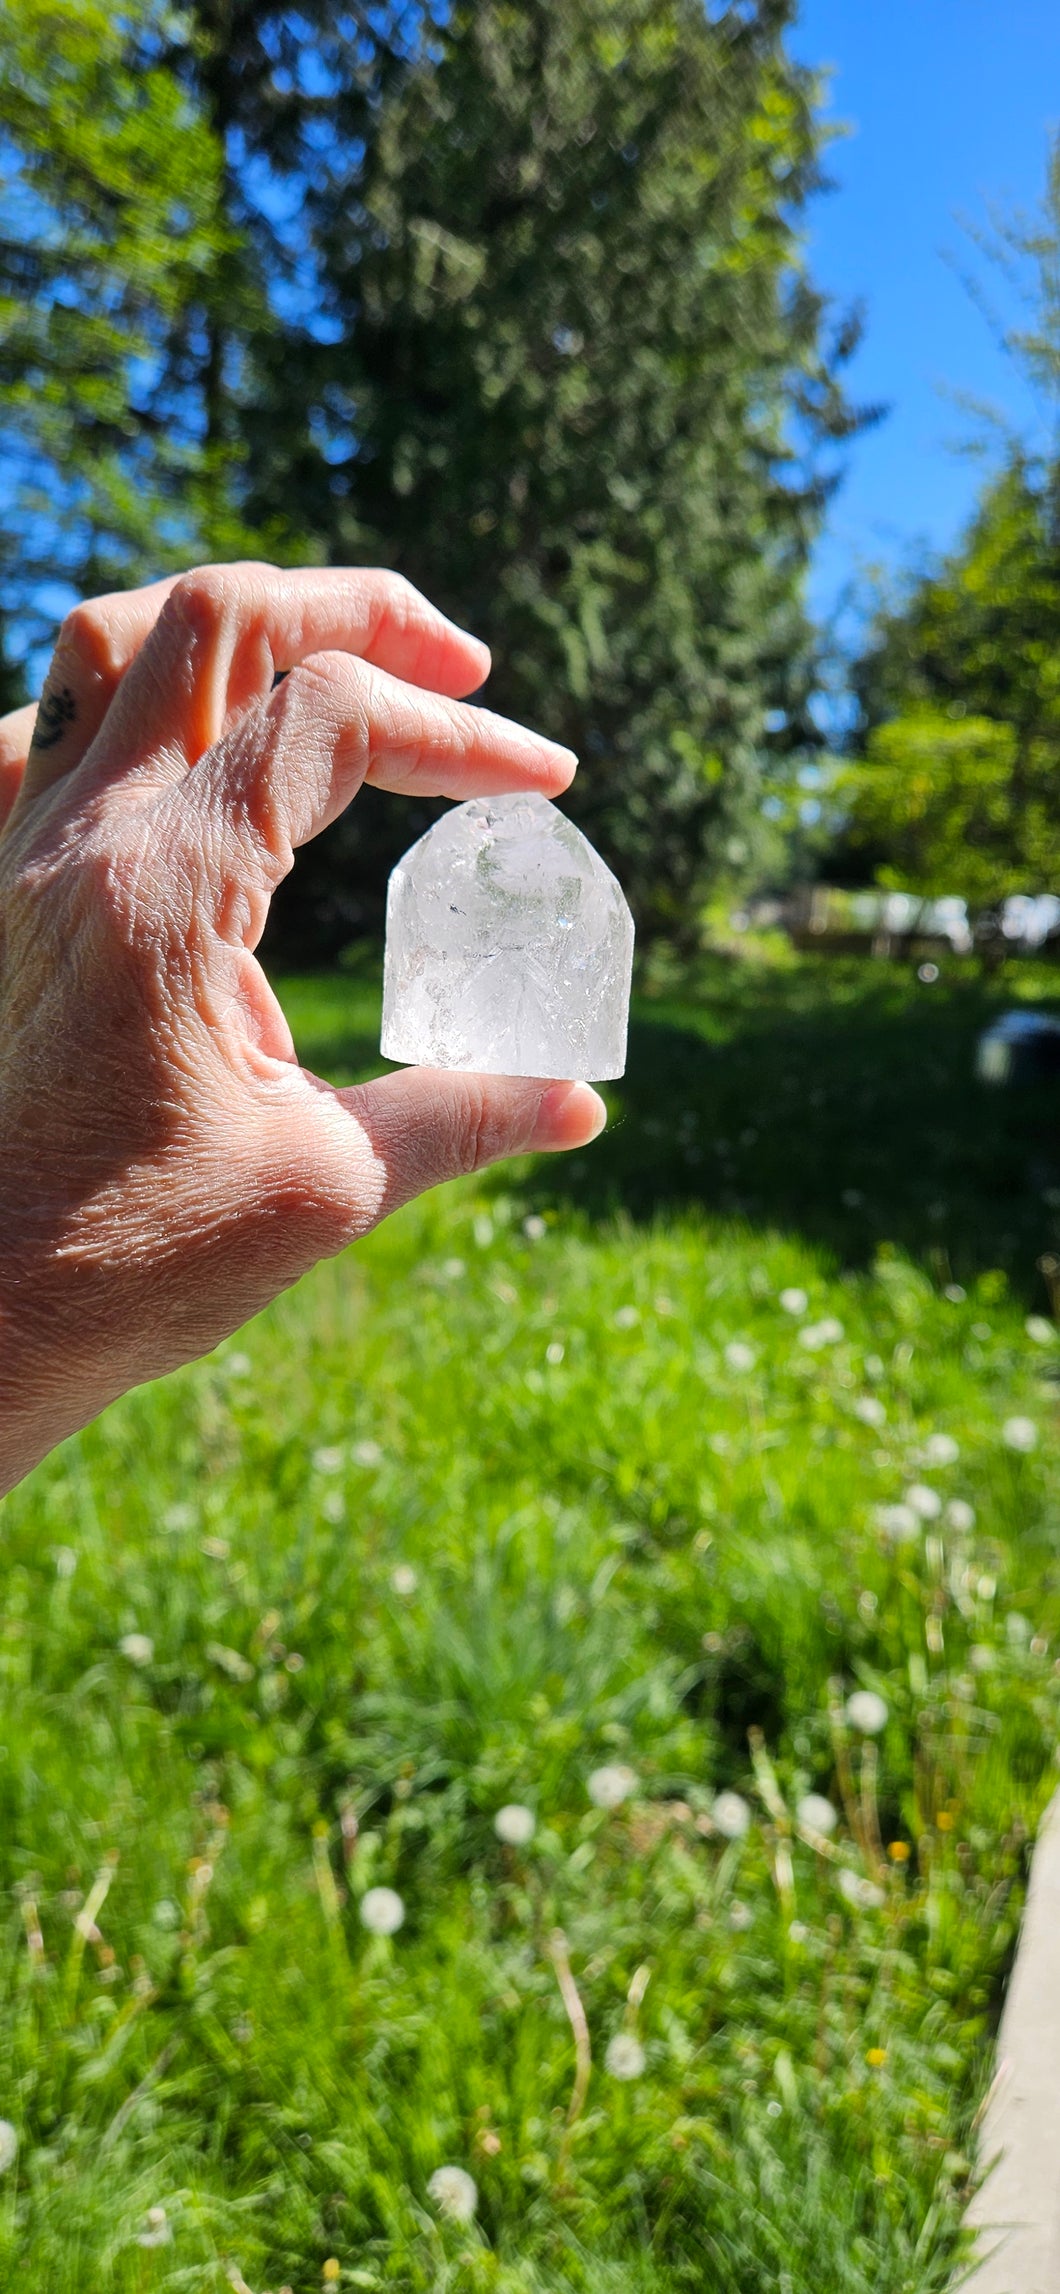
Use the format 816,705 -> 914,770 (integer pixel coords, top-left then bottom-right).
278,954 -> 1060,1303
523,959 -> 1060,1302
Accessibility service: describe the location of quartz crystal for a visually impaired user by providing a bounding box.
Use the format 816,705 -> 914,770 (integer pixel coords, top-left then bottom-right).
380,791 -> 634,1080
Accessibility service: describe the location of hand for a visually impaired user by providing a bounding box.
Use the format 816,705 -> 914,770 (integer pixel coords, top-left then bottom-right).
0,563 -> 606,1494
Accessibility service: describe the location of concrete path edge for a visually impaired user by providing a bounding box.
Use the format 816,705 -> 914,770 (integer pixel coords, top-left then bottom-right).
961,1785 -> 1060,2291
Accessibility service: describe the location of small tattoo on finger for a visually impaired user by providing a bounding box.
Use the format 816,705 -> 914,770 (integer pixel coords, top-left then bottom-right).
30,685 -> 77,751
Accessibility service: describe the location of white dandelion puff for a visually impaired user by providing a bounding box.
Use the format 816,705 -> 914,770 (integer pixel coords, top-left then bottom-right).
352,1439 -> 384,1468
1003,1416 -> 1039,1452
837,1867 -> 885,1910
428,2166 -> 478,2223
390,1564 -> 418,1598
875,1503 -> 920,1545
136,2206 -> 171,2249
712,1790 -> 751,1839
118,1633 -> 154,1667
1026,1316 -> 1055,1345
922,1434 -> 960,1466
905,1483 -> 942,1520
724,1340 -> 756,1374
614,1304 -> 640,1330
359,1886 -> 405,1936
605,2033 -> 646,2080
779,1287 -> 808,1315
798,1317 -> 844,1351
588,1763 -> 637,1810
846,1690 -> 888,1735
494,1803 -> 536,1846
522,1215 -> 547,1242
311,1445 -> 344,1474
969,1643 -> 996,1673
796,1793 -> 838,1836
728,1899 -> 754,1930
854,1396 -> 886,1427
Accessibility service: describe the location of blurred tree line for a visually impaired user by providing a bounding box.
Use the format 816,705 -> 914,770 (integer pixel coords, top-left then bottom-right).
0,0 -> 866,954
841,135 -> 1060,911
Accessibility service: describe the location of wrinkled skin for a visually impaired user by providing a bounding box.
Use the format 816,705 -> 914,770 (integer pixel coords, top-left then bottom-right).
0,564 -> 605,1493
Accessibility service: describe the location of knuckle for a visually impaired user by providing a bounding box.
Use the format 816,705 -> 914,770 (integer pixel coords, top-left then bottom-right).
167,565 -> 234,634
56,599 -> 122,681
168,560 -> 277,640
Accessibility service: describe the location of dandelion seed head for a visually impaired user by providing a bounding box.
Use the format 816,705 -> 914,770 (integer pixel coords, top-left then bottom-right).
875,1503 -> 920,1545
359,1886 -> 405,1936
712,1790 -> 751,1839
605,2032 -> 646,2080
779,1287 -> 808,1315
969,1643 -> 996,1673
854,1396 -> 886,1427
494,1803 -> 536,1846
905,1483 -> 943,1519
796,1793 -> 838,1835
390,1564 -> 418,1598
352,1439 -> 384,1468
614,1304 -> 640,1329
1003,1416 -> 1039,1452
946,1499 -> 976,1532
588,1763 -> 637,1810
118,1633 -> 154,1667
523,1215 -> 547,1242
837,1867 -> 885,1909
136,2205 -> 171,2248
728,1898 -> 754,1930
724,1340 -> 756,1373
1026,1316 -> 1055,1345
846,1690 -> 888,1735
428,2165 -> 478,2223
311,1445 -> 344,1474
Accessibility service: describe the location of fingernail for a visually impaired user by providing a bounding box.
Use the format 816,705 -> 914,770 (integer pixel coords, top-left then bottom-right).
530,1081 -> 607,1151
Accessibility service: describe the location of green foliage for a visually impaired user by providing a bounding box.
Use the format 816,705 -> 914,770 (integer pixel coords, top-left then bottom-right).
0,0 -> 863,941
847,458 -> 1060,900
3,962 -> 1060,2287
263,0 -> 863,946
0,0 -> 242,607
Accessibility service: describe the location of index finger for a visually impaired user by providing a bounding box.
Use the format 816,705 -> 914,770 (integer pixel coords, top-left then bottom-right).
80,563 -> 493,789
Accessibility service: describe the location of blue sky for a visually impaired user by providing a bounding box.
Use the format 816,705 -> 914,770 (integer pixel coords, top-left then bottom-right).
791,0 -> 1060,629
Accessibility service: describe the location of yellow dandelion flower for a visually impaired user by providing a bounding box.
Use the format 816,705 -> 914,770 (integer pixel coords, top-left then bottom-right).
887,1841 -> 910,1863
323,2262 -> 341,2285
866,2047 -> 887,2068
937,1811 -> 954,1832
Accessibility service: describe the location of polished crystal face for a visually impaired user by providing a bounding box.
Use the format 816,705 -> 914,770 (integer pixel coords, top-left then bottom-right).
380,792 -> 634,1080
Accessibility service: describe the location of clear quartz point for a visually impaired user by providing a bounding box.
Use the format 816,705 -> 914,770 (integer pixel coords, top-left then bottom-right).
380,791 -> 634,1081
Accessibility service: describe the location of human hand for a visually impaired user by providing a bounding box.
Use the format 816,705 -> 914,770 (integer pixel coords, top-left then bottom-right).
0,564 -> 606,1493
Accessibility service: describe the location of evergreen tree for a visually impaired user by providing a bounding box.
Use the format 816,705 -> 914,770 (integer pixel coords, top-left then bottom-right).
255,0 -> 865,948
846,458 -> 1060,904
2,0 -> 862,950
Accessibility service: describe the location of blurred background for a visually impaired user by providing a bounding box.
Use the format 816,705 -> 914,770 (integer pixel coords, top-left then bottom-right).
6,6 -> 1060,2291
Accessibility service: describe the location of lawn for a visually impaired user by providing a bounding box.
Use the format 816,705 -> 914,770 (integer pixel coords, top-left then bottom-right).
3,952 -> 1060,2292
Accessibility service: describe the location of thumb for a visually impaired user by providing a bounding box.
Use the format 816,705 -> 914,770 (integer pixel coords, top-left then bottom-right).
333,1067 -> 607,1228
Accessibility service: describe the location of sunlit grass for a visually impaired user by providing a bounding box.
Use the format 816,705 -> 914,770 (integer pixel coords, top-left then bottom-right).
3,957 -> 1060,2290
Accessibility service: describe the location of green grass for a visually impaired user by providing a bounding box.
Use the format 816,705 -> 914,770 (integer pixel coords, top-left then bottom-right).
4,952 -> 1060,2292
